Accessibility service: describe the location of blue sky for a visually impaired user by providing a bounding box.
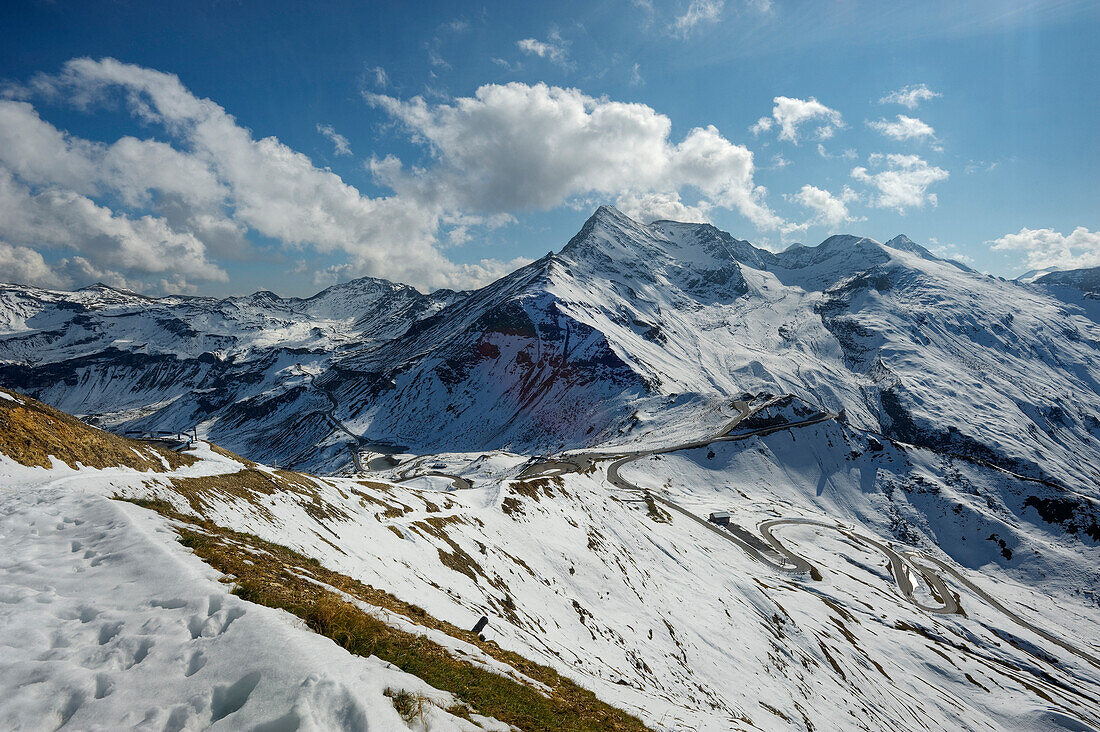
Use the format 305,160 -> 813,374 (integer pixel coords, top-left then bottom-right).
0,0 -> 1096,296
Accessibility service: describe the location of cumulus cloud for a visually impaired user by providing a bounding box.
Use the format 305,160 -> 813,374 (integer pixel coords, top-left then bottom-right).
989,226 -> 1100,271
1,57 -> 526,292
516,32 -> 572,69
0,241 -> 69,288
851,153 -> 948,212
753,96 -> 844,144
615,191 -> 711,223
879,83 -> 941,109
749,116 -> 773,136
791,184 -> 860,230
672,0 -> 724,37
367,82 -> 783,229
0,168 -> 226,284
316,123 -> 351,156
867,114 -> 936,141
1,58 -> 791,294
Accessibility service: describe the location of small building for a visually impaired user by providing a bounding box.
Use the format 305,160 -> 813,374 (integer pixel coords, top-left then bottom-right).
708,511 -> 731,526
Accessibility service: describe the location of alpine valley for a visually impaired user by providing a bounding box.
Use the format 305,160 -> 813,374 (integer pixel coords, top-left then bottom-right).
2,206 -> 1099,731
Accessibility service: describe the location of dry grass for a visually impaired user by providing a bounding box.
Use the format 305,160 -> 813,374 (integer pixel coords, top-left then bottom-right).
123,498 -> 650,732
412,515 -> 485,583
384,688 -> 431,723
643,494 -> 671,524
511,476 -> 564,501
168,469 -> 349,524
0,388 -> 195,471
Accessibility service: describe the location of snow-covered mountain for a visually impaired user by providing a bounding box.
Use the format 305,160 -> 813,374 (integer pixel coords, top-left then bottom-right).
4,207 -> 1100,729
3,206 -> 1097,493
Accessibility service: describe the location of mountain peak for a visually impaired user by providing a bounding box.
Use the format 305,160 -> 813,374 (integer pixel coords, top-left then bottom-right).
559,205 -> 651,259
591,204 -> 628,221
884,234 -> 933,257
886,234 -> 916,248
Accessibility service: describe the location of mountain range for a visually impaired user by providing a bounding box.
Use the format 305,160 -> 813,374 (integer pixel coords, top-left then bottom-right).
2,207 -> 1100,729
3,205 -> 1099,489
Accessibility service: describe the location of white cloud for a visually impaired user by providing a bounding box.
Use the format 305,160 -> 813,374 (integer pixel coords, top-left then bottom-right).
629,63 -> 644,86
0,241 -> 68,288
5,57 -> 525,292
989,226 -> 1100,271
491,57 -> 521,72
750,116 -> 773,136
516,32 -> 572,69
672,0 -> 724,37
964,159 -> 999,174
1,58 -> 793,293
366,65 -> 388,88
851,153 -> 948,212
756,96 -> 844,143
316,123 -> 352,156
867,114 -> 936,141
791,184 -> 859,230
367,82 -> 783,229
0,101 -> 101,192
615,191 -> 711,223
927,240 -> 974,265
879,83 -> 941,109
817,143 -> 858,160
0,168 -> 226,284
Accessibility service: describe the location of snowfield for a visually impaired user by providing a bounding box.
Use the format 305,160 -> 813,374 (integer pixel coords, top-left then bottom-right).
5,397 -> 1098,730
0,478 -> 504,731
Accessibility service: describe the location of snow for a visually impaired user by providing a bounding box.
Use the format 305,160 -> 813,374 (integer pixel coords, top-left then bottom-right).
4,206 -> 1100,729
5,207 -> 1100,486
0,479 -> 502,731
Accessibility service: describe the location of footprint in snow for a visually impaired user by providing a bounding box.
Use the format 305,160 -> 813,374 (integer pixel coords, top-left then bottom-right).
184,649 -> 206,678
210,671 -> 262,723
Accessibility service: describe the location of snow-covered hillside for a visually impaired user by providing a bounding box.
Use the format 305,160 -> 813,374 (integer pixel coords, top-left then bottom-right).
0,388 -> 641,731
3,385 -> 1098,731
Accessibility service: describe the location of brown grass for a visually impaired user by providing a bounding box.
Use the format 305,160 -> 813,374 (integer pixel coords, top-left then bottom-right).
168,469 -> 349,523
0,388 -> 195,471
384,688 -> 430,722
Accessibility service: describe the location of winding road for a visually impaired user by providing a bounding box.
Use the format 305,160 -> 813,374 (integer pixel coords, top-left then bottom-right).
297,369 -> 1099,671
299,369 -> 368,473
516,394 -> 1100,672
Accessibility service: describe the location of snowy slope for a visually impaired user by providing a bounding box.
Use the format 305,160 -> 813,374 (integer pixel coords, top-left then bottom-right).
3,367 -> 1100,732
0,483 -> 500,731
1033,265 -> 1100,324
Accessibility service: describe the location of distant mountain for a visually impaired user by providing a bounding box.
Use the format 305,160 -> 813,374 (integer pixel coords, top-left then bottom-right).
1035,265 -> 1100,293
2,207 -> 1099,493
1016,265 -> 1063,284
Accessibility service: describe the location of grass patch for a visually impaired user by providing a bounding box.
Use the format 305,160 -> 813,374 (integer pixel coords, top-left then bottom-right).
384,688 -> 430,723
643,494 -> 671,524
123,499 -> 650,732
168,469 -> 349,523
0,388 -> 195,471
511,476 -> 564,501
